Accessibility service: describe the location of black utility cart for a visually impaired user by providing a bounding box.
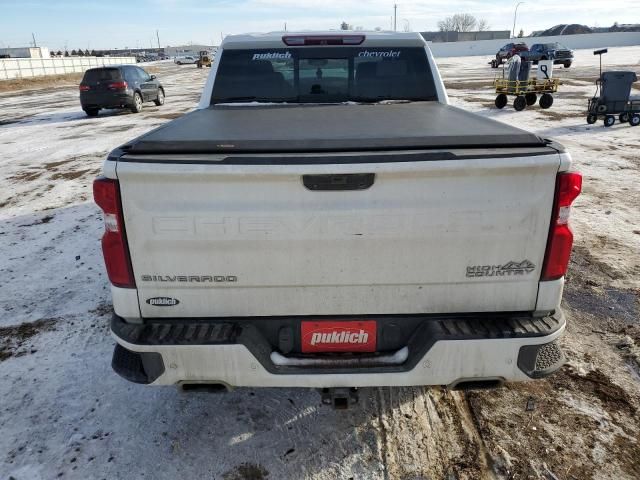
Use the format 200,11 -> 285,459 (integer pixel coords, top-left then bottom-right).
587,49 -> 640,127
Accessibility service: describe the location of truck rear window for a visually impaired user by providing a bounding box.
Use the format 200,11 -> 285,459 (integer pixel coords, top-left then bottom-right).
82,68 -> 121,83
211,47 -> 437,104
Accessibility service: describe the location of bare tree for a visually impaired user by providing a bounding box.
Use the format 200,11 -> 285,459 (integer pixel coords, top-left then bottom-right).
340,21 -> 351,30
438,13 -> 480,32
477,19 -> 490,31
437,17 -> 456,32
518,28 -> 524,38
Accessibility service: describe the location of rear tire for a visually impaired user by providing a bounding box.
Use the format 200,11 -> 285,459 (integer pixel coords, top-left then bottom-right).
525,93 -> 537,106
604,115 -> 615,127
587,113 -> 598,124
131,92 -> 143,113
539,93 -> 554,109
495,93 -> 508,109
564,62 -> 572,68
619,112 -> 630,123
154,88 -> 165,106
83,108 -> 99,117
629,114 -> 640,127
513,95 -> 527,111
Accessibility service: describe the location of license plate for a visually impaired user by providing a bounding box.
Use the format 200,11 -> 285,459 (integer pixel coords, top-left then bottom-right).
301,320 -> 377,353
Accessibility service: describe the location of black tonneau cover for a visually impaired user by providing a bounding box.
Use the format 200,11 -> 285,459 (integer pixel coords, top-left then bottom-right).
124,102 -> 546,154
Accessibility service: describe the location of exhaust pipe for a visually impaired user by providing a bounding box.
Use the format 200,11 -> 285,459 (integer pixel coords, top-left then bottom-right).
448,377 -> 504,391
179,382 -> 231,393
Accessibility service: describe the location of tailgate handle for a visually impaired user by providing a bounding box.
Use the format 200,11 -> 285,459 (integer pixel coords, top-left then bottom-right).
303,173 -> 375,191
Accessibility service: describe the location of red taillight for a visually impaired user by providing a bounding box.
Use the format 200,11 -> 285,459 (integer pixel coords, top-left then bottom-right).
93,177 -> 135,288
282,35 -> 365,46
107,81 -> 128,90
541,172 -> 582,281
79,84 -> 90,91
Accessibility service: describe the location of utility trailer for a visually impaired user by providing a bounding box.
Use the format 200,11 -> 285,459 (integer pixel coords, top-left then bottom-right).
494,77 -> 560,111
586,50 -> 640,127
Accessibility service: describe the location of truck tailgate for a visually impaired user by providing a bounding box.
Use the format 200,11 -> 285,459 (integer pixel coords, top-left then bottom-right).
115,151 -> 560,318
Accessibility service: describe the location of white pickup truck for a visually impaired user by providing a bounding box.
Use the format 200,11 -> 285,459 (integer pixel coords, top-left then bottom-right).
95,32 -> 582,406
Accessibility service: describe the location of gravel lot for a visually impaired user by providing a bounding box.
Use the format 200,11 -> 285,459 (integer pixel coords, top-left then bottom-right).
1,49 -> 639,480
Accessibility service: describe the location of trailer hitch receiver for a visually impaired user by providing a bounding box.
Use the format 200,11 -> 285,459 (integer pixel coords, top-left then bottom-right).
320,387 -> 359,409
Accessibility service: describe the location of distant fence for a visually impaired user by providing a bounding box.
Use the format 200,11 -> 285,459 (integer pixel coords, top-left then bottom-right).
0,56 -> 137,81
429,31 -> 640,57
421,30 -> 511,43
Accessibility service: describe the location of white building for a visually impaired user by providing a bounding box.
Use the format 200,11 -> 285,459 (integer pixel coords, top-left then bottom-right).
0,47 -> 50,58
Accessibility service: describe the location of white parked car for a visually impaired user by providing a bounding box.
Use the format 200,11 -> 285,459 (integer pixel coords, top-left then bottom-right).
174,55 -> 197,65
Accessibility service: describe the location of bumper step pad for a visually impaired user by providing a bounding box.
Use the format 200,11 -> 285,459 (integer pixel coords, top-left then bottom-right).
518,340 -> 565,378
112,344 -> 165,384
112,313 -> 563,347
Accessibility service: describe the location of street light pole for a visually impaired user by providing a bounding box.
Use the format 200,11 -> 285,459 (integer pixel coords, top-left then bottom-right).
394,4 -> 397,32
512,2 -> 525,38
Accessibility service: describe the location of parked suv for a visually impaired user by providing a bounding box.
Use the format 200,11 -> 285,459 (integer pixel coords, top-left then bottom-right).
175,56 -> 197,65
523,43 -> 574,68
79,66 -> 165,117
495,42 -> 529,65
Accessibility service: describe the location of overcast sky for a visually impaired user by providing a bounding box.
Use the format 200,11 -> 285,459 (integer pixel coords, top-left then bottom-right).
0,0 -> 638,51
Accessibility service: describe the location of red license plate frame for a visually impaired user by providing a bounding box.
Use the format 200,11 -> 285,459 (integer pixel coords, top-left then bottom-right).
300,320 -> 377,353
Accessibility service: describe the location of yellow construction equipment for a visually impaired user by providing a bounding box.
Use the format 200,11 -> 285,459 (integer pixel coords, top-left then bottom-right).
197,50 -> 212,69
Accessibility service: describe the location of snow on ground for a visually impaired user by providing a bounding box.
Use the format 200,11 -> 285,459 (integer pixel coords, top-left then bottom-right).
441,46 -> 640,289
1,50 -> 639,480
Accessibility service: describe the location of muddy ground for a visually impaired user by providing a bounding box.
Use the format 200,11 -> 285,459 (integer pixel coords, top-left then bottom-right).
1,50 -> 639,479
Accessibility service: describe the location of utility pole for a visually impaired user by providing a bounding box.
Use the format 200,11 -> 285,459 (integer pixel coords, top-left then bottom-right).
512,2 -> 525,38
31,32 -> 37,47
393,4 -> 397,32
156,29 -> 161,49
284,22 -> 287,32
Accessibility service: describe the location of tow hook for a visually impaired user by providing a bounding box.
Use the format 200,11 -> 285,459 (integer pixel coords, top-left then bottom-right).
320,387 -> 359,409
